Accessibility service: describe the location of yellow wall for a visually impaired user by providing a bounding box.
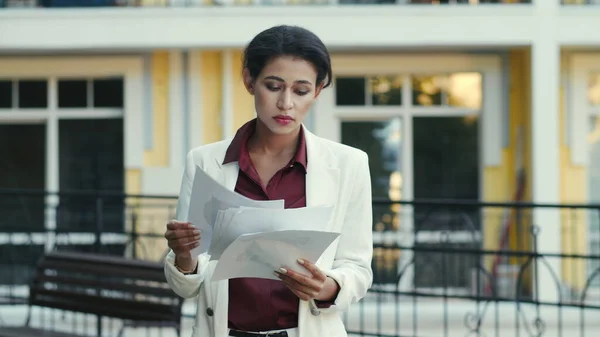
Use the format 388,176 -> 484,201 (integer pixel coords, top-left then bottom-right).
482,48 -> 533,294
483,49 -> 532,241
125,169 -> 142,195
143,51 -> 170,167
559,51 -> 588,290
201,51 -> 224,144
232,50 -> 256,133
486,49 -> 590,292
506,48 -> 533,253
124,168 -> 141,242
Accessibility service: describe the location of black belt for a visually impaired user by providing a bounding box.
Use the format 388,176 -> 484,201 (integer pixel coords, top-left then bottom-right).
229,329 -> 288,337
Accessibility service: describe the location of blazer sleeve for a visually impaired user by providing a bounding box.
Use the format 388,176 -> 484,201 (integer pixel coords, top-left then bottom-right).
164,149 -> 210,299
315,151 -> 374,313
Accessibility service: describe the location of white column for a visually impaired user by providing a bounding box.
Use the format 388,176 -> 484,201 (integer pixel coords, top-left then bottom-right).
169,50 -> 184,168
221,49 -> 234,140
46,77 -> 59,252
187,50 -> 203,150
531,0 -> 561,303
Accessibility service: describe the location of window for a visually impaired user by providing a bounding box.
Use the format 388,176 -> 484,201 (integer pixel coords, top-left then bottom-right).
0,79 -> 49,109
1,77 -> 124,109
335,73 -> 482,110
336,76 -> 404,106
58,79 -> 88,108
0,74 -> 126,290
325,67 -> 489,290
0,81 -> 12,108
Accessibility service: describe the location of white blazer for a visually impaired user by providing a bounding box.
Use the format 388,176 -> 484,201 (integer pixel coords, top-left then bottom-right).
164,126 -> 373,337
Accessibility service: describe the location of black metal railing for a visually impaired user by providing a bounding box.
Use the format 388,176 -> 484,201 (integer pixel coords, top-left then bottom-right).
0,0 -> 533,9
0,188 -> 598,336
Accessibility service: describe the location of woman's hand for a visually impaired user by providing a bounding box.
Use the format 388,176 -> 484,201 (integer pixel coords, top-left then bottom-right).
164,220 -> 200,271
275,258 -> 340,302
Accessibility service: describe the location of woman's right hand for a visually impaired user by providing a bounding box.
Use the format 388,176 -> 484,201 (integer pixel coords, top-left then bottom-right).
164,220 -> 201,270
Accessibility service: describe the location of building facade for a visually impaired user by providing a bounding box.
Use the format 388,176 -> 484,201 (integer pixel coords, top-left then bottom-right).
0,0 -> 599,302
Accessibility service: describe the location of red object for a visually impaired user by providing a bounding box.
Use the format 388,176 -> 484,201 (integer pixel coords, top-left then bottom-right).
273,115 -> 294,126
486,168 -> 527,296
224,119 -> 326,331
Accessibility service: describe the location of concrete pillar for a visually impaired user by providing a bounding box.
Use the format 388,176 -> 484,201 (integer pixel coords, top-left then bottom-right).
531,0 -> 561,303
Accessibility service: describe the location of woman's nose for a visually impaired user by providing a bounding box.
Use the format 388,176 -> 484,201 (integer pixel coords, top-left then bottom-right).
277,92 -> 293,110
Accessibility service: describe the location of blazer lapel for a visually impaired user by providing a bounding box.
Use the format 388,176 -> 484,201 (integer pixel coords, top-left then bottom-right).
304,127 -> 339,213
212,157 -> 240,191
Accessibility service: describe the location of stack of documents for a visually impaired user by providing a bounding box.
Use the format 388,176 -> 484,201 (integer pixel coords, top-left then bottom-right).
186,166 -> 340,281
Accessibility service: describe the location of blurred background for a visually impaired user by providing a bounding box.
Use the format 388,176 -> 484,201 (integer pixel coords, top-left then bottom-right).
0,1 -> 599,336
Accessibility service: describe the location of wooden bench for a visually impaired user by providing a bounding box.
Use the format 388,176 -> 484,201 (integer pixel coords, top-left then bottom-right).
0,251 -> 184,337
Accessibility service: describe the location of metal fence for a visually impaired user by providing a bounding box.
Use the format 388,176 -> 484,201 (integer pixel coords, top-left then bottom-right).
0,188 -> 599,336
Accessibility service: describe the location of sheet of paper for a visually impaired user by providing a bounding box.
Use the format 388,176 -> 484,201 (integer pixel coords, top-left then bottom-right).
208,205 -> 334,260
211,229 -> 340,282
186,166 -> 284,256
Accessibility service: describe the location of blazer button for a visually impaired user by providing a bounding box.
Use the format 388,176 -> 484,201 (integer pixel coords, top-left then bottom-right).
206,308 -> 214,316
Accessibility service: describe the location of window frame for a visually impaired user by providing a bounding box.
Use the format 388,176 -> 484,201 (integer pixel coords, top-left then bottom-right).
312,54 -> 504,292
0,57 -> 144,295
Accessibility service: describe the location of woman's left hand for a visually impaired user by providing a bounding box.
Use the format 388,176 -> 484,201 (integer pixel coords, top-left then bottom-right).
275,258 -> 339,302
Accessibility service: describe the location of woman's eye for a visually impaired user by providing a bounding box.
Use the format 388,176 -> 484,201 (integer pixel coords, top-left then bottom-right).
267,85 -> 281,91
296,90 -> 309,96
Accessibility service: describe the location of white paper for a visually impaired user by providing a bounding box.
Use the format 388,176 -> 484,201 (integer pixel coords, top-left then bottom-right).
211,230 -> 340,282
208,205 -> 334,260
186,165 -> 284,256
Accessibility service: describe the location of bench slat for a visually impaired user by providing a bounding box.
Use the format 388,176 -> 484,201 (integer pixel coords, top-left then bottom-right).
0,326 -> 89,337
39,259 -> 165,283
36,274 -> 176,298
31,288 -> 179,321
43,251 -> 163,269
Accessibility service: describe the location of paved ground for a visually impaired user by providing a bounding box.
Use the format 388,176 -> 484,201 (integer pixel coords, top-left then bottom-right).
0,298 -> 599,337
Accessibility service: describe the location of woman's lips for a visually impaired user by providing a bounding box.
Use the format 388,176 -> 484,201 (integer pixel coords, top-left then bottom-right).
273,115 -> 294,125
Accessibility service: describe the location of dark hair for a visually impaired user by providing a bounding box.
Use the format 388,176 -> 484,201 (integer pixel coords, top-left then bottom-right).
242,25 -> 332,88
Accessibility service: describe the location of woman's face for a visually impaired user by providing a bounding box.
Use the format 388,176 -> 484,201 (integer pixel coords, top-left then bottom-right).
243,55 -> 323,136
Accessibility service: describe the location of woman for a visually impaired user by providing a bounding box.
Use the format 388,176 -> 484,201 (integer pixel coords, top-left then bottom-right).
163,25 -> 373,337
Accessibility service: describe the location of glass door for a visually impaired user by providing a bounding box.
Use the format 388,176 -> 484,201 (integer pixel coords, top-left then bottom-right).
0,78 -> 50,290
341,119 -> 404,284
412,116 -> 481,290
53,77 -> 126,256
0,123 -> 47,286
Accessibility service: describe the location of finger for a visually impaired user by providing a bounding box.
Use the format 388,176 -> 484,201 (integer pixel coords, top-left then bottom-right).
165,228 -> 200,240
276,269 -> 322,295
166,220 -> 194,231
174,233 -> 201,246
297,258 -> 327,281
280,276 -> 321,299
281,264 -> 324,287
289,287 -> 314,301
277,275 -> 317,301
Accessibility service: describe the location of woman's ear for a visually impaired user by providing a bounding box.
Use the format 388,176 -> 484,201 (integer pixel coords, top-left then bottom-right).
314,82 -> 325,99
242,68 -> 255,95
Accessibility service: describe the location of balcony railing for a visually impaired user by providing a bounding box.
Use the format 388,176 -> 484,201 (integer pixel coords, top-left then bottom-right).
0,0 -> 533,9
0,188 -> 598,336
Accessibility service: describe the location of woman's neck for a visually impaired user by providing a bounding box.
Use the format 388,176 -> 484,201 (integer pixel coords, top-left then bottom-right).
248,119 -> 300,157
